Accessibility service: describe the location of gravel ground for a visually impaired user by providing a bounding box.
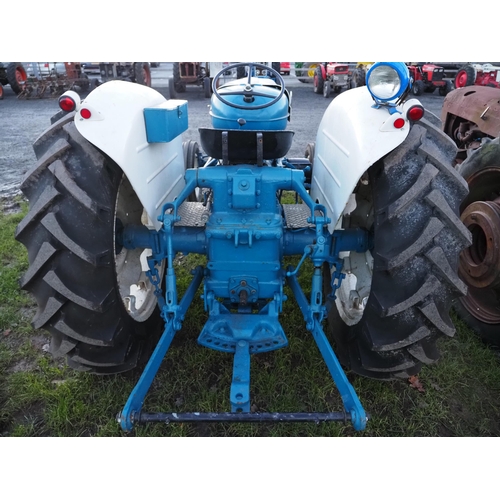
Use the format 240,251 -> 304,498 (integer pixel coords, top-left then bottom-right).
0,64 -> 446,201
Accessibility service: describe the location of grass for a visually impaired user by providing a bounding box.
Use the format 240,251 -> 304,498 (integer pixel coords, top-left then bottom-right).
1,199 -> 500,437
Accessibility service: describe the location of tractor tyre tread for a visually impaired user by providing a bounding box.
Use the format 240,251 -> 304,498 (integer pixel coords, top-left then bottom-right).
6,62 -> 26,95
15,113 -> 162,374
327,118 -> 471,380
313,66 -> 324,94
172,63 -> 186,92
455,65 -> 476,88
133,62 -> 152,87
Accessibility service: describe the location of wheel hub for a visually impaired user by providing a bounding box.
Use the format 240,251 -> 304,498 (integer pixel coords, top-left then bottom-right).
456,71 -> 466,87
114,176 -> 163,322
460,199 -> 500,289
459,165 -> 500,324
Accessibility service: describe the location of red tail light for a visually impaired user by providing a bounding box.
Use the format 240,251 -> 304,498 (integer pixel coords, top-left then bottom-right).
59,95 -> 76,112
407,105 -> 424,121
393,117 -> 405,129
80,108 -> 92,119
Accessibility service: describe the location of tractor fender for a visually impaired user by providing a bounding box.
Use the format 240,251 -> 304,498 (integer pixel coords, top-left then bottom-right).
73,80 -> 187,230
310,86 -> 421,232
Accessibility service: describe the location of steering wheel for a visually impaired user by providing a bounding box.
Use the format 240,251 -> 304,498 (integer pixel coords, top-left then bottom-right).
211,62 -> 285,110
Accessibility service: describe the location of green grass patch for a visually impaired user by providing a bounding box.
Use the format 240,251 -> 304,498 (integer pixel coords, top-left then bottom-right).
1,199 -> 500,436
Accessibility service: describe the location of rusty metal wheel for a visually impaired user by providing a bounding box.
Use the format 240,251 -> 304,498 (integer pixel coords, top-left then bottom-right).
455,137 -> 500,344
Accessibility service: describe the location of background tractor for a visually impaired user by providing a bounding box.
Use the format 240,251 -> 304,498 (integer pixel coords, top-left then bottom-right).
441,85 -> 500,345
169,62 -> 219,99
313,63 -> 351,97
15,62 -> 469,432
0,62 -> 28,95
454,63 -> 500,89
407,63 -> 452,96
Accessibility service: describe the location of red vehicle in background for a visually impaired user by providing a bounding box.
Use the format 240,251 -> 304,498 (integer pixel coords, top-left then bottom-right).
455,63 -> 500,89
406,63 -> 452,96
280,62 -> 290,75
313,62 -> 350,97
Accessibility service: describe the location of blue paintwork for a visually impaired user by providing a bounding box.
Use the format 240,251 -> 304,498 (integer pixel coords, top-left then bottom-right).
118,65 -> 375,432
118,266 -> 204,432
118,160 -> 372,432
143,101 -> 188,143
366,62 -> 411,104
210,80 -> 290,130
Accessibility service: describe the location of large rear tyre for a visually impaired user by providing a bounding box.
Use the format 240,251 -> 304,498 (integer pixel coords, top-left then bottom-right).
172,63 -> 186,93
455,65 -> 476,88
325,119 -> 471,380
6,62 -> 27,95
412,80 -> 425,96
453,137 -> 500,345
439,80 -> 452,96
15,113 -> 164,373
313,66 -> 324,94
350,67 -> 366,88
168,78 -> 177,99
297,62 -> 319,83
133,62 -> 152,87
183,140 -> 203,202
203,76 -> 211,98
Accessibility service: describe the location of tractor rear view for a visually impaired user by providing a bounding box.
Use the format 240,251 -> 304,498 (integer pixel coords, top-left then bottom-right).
15,62 -> 470,433
441,86 -> 500,345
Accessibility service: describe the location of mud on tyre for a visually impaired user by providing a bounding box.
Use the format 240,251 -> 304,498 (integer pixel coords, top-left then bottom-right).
15,113 -> 164,374
325,118 -> 472,380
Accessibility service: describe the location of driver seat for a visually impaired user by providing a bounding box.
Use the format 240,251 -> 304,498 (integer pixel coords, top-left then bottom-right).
198,128 -> 295,165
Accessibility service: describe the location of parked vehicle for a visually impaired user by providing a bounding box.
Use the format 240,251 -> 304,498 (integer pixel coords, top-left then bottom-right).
280,62 -> 290,75
407,63 -> 452,96
454,63 -> 500,89
313,63 -> 350,97
169,62 -> 216,98
0,62 -> 28,95
15,62 -> 469,432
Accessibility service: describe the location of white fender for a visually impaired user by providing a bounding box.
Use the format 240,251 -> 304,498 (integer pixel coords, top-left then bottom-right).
310,86 -> 422,233
74,80 -> 187,230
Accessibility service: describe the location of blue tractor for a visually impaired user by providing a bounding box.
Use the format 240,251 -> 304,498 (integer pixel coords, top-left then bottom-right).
15,62 -> 471,432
